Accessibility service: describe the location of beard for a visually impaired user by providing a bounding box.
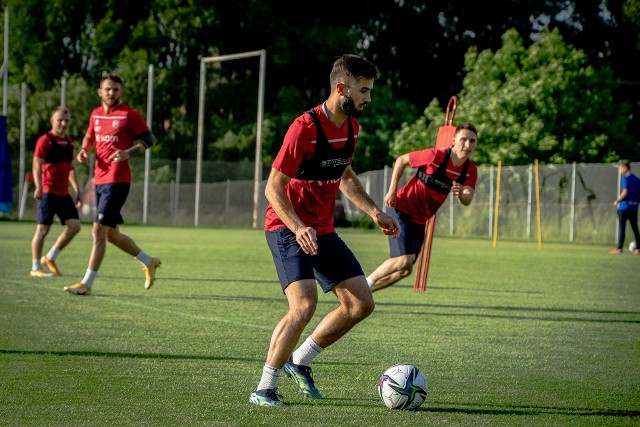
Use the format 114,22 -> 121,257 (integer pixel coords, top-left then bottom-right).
340,96 -> 363,118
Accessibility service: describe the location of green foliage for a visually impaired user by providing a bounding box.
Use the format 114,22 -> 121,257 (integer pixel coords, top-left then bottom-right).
392,28 -> 635,165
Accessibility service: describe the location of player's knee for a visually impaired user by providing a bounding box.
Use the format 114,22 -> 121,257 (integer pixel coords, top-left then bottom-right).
397,259 -> 413,278
290,300 -> 317,323
67,222 -> 81,235
359,298 -> 375,319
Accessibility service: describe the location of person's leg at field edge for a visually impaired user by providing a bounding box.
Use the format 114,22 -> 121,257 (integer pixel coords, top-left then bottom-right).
367,254 -> 416,292
65,183 -> 159,294
74,222 -> 159,289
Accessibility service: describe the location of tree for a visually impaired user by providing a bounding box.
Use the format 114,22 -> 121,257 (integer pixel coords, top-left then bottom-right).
391,28 -> 635,165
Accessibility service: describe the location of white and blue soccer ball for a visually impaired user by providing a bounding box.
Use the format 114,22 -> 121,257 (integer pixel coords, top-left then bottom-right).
378,363 -> 428,410
630,240 -> 638,253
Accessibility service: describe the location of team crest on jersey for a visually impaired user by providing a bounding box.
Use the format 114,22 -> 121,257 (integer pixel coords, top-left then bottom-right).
95,119 -> 100,125
112,120 -> 120,128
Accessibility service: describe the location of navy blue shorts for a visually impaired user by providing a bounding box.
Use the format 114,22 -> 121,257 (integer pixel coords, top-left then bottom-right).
37,193 -> 79,225
388,209 -> 425,261
95,183 -> 130,228
265,228 -> 365,293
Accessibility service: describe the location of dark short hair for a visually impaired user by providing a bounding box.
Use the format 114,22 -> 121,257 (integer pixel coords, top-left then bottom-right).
455,122 -> 477,136
619,159 -> 630,170
100,72 -> 123,86
330,54 -> 378,88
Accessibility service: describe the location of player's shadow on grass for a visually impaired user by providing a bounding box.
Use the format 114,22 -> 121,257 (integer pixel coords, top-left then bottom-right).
0,348 -> 262,363
424,402 -> 640,417
374,301 -> 640,324
275,396 -> 640,417
98,275 -> 276,285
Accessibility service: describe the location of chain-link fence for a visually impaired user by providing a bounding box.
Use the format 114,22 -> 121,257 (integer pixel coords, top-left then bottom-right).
15,159 -> 637,245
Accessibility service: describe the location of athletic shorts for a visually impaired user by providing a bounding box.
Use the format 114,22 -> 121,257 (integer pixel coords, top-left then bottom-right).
265,228 -> 364,293
95,183 -> 130,228
37,193 -> 79,225
388,209 -> 426,262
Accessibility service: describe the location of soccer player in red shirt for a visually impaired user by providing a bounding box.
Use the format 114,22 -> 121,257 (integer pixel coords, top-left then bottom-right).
64,73 -> 160,296
30,107 -> 82,277
366,123 -> 479,292
250,54 -> 400,407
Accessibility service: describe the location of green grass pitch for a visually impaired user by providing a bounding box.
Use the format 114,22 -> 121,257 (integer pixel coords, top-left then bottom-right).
1,221 -> 639,426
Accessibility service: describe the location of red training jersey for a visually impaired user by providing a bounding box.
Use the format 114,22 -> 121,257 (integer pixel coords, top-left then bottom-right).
264,104 -> 359,235
33,131 -> 74,196
395,148 -> 478,224
85,102 -> 149,185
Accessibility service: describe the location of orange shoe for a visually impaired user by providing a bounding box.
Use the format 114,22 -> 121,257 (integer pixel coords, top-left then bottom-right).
64,282 -> 91,296
143,257 -> 162,289
29,269 -> 53,278
609,248 -> 622,255
41,256 -> 62,276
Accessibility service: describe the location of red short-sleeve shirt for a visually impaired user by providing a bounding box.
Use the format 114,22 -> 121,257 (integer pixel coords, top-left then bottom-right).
85,102 -> 149,185
395,148 -> 478,224
33,132 -> 74,196
264,104 -> 360,235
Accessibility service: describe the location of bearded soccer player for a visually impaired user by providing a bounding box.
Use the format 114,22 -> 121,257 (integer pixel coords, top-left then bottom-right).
64,73 -> 161,296
249,54 -> 400,407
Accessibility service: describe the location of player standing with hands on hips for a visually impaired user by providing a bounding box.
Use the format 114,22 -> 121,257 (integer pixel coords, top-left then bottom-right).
366,123 -> 478,292
250,54 -> 400,406
64,73 -> 161,296
30,106 -> 82,277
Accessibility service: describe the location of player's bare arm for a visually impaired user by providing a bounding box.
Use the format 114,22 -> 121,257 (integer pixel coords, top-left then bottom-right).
264,167 -> 318,255
451,181 -> 474,206
384,153 -> 410,208
111,131 -> 157,163
77,134 -> 93,163
68,167 -> 82,208
32,157 -> 44,200
340,166 -> 400,237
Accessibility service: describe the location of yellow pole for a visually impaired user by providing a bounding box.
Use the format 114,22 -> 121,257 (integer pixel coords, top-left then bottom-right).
492,160 -> 502,248
534,159 -> 542,249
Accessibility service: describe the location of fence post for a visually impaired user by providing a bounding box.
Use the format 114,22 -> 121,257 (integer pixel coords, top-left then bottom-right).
172,158 -> 181,225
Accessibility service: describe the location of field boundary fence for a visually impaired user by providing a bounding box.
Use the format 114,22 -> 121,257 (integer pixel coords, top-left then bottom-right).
13,159 -> 638,245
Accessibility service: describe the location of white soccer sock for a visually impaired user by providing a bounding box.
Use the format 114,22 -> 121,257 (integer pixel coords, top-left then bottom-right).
46,247 -> 61,261
82,269 -> 97,288
32,259 -> 42,271
292,336 -> 324,367
366,276 -> 375,288
257,364 -> 282,391
135,250 -> 153,267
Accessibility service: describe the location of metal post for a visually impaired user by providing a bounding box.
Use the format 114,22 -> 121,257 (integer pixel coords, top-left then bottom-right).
2,8 -> 8,116
252,49 -> 266,228
61,77 -> 67,108
173,158 -> 181,225
195,59 -> 205,226
225,178 -> 231,226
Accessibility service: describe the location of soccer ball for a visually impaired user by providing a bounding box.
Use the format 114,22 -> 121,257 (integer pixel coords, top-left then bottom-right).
378,364 -> 428,410
630,240 -> 638,253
